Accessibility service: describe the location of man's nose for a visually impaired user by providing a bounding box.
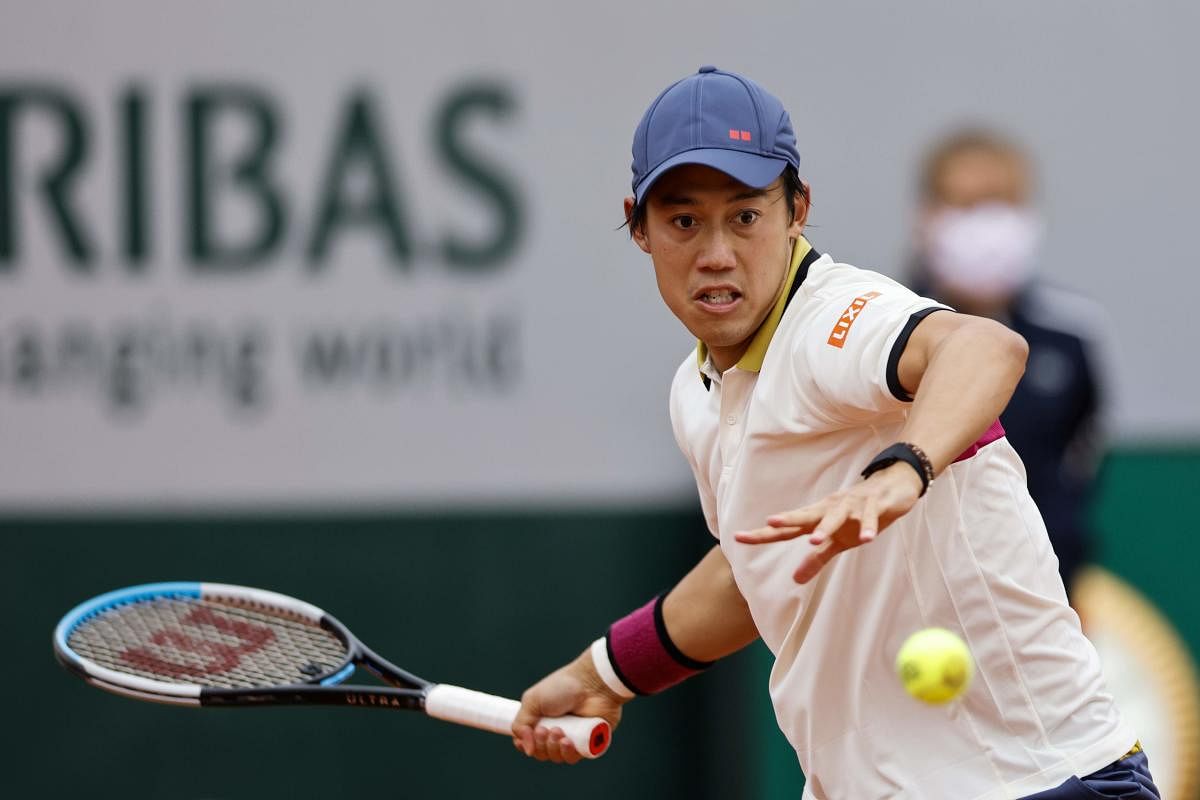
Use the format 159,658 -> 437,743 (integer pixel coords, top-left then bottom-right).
696,227 -> 736,271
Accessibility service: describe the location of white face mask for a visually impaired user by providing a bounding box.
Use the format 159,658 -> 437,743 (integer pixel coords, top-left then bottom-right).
924,203 -> 1042,301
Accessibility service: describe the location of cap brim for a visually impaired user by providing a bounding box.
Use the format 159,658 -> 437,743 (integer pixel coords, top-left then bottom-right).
634,148 -> 789,204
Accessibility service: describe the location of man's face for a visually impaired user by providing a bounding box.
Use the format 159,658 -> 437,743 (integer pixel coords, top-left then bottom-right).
625,165 -> 806,371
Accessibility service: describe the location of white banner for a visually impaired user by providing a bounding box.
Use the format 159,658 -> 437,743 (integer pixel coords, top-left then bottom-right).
1,1 -> 1195,509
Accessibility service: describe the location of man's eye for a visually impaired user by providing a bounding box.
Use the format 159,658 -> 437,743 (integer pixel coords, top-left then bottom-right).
672,216 -> 697,230
735,210 -> 760,225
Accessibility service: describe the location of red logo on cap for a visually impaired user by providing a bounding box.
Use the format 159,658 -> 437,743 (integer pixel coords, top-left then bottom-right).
729,129 -> 751,142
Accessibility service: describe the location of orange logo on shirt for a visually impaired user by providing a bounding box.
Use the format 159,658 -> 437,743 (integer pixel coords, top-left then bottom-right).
826,291 -> 881,348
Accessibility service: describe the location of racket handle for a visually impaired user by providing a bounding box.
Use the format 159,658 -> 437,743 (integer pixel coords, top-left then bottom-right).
424,684 -> 611,759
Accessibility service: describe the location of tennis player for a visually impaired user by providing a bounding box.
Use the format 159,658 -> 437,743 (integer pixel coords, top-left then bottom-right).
513,66 -> 1157,799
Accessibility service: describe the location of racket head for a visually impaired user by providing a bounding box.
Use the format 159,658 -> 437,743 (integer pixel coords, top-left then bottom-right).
53,582 -> 359,705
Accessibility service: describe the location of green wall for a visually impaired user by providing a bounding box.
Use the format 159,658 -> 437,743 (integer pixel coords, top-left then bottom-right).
2,511 -> 765,799
1091,449 -> 1200,660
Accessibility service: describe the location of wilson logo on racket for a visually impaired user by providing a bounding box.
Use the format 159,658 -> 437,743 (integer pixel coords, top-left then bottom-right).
827,291 -> 882,348
121,606 -> 276,679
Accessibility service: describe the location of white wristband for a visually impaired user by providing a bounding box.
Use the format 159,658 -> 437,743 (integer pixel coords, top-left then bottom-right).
590,637 -> 635,699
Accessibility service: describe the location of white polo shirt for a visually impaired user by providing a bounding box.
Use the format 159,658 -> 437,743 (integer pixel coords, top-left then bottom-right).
668,238 -> 1134,800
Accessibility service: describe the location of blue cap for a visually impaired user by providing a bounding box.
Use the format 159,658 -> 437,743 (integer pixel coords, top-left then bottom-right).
631,65 -> 800,204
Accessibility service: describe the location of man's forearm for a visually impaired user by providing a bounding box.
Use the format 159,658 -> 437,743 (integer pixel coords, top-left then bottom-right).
899,317 -> 1028,474
661,545 -> 759,663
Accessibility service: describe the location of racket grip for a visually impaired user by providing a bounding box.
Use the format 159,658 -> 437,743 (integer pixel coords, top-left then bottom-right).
424,684 -> 611,759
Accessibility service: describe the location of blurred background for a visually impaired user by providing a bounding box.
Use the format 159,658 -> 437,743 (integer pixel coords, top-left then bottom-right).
2,1 -> 1198,797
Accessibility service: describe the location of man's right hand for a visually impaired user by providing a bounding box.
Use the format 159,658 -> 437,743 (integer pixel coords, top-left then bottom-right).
512,649 -> 628,764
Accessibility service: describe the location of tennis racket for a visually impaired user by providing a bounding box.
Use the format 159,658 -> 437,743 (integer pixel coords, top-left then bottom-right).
52,581 -> 611,758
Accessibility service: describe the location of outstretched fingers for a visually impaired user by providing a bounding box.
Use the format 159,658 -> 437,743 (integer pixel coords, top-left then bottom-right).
857,495 -> 879,543
735,503 -> 825,544
734,524 -> 808,544
733,492 -> 887,583
807,502 -> 850,547
793,538 -> 843,584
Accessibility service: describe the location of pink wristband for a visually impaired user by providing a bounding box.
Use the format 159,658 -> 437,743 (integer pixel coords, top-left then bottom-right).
605,593 -> 713,695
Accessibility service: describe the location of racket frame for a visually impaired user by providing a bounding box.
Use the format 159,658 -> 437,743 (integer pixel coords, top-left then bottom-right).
52,581 -> 429,709
54,581 -> 612,758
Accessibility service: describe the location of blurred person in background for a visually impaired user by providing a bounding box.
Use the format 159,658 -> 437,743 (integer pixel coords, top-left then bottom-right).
908,129 -> 1109,603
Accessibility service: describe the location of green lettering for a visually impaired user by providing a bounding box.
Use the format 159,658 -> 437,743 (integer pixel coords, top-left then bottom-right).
120,86 -> 149,267
0,85 -> 94,270
434,83 -> 523,270
186,85 -> 285,269
307,91 -> 412,267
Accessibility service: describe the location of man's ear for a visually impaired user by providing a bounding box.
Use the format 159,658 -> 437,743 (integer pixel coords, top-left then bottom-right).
787,183 -> 811,239
624,196 -> 651,254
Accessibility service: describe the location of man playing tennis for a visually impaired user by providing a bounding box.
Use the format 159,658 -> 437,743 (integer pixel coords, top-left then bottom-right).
513,66 -> 1157,799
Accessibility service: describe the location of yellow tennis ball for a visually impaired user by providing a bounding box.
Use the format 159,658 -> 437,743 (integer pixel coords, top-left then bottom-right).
896,628 -> 974,704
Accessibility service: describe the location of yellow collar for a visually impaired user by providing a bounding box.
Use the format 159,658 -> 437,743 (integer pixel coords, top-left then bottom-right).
696,236 -> 813,381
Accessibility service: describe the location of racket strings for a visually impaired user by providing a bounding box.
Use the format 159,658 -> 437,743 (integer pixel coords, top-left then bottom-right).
67,597 -> 350,689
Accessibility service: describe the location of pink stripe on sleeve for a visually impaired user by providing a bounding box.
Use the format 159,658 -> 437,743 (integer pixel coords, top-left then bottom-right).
952,419 -> 1005,464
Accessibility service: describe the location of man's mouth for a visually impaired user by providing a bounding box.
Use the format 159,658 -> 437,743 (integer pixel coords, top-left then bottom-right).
695,287 -> 742,310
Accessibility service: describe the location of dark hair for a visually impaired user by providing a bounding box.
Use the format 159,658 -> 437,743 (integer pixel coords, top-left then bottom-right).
625,166 -> 809,236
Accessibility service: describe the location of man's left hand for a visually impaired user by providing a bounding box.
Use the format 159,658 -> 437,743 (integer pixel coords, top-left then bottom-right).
734,463 -> 925,583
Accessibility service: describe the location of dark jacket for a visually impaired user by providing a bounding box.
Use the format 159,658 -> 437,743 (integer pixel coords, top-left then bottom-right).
914,277 -> 1108,593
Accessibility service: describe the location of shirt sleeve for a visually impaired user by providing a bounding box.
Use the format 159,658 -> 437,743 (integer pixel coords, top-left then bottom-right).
797,277 -> 949,424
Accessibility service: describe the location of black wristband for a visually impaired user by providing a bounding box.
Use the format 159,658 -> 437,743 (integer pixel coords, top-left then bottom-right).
861,442 -> 934,495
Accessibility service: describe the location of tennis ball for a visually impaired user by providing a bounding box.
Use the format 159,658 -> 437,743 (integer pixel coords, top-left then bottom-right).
896,628 -> 974,704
